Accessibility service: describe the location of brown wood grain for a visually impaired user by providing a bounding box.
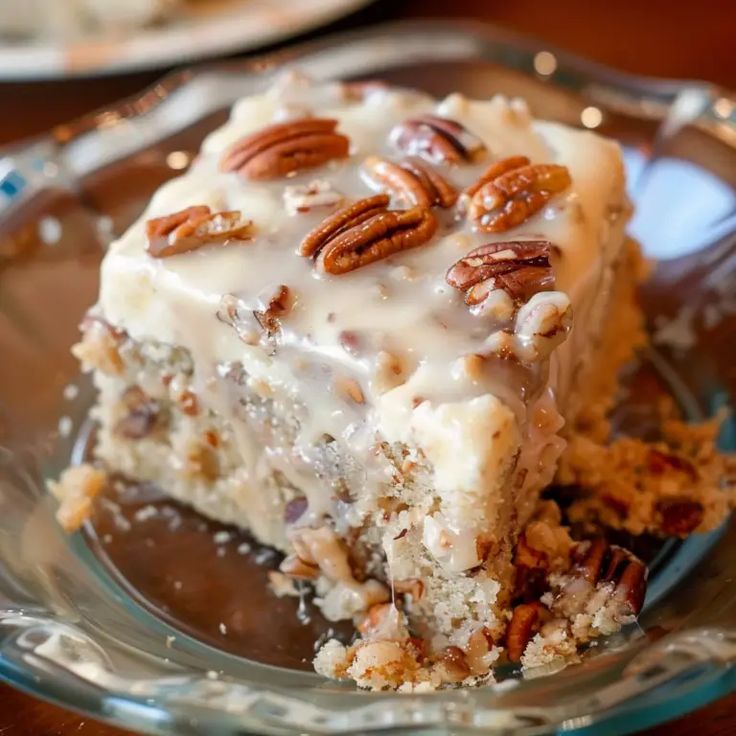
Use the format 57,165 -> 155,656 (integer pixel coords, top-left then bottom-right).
0,0 -> 734,733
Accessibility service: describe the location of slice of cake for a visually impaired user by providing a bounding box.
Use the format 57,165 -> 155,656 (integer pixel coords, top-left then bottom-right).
69,74 -> 651,688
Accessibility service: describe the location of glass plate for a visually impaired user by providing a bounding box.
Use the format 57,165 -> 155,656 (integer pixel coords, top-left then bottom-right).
0,20 -> 734,736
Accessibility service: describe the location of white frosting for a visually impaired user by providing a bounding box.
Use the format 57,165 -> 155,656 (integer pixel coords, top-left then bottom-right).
96,75 -> 630,570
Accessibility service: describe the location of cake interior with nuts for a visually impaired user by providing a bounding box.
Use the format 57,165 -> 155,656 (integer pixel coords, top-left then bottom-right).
53,74 -> 735,690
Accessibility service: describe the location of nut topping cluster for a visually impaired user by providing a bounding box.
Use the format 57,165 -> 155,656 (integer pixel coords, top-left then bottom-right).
299,194 -> 437,275
446,240 -> 571,362
463,156 -> 571,232
390,114 -> 486,164
446,240 -> 555,305
502,535 -> 649,664
220,118 -> 349,180
146,206 -> 253,258
362,155 -> 457,208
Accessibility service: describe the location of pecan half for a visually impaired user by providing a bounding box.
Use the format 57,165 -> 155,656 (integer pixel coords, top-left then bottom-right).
362,155 -> 457,208
390,114 -> 486,164
299,194 -> 389,257
300,195 -> 437,275
146,206 -> 253,258
464,157 -> 571,232
573,539 -> 647,615
466,626 -> 495,675
463,156 -> 529,198
506,602 -> 549,662
220,118 -> 349,180
656,497 -> 704,536
446,240 -> 554,305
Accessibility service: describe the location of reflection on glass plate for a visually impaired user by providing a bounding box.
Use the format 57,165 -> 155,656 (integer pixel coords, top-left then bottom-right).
0,0 -> 375,80
0,20 -> 734,736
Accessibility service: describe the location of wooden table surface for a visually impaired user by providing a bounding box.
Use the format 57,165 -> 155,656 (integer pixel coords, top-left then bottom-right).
0,0 -> 733,733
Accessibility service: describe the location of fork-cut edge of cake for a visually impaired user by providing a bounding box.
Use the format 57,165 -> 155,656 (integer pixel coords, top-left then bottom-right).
66,73 -> 655,688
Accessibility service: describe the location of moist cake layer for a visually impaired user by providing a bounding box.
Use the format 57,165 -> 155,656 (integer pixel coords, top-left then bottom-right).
72,74 -> 641,687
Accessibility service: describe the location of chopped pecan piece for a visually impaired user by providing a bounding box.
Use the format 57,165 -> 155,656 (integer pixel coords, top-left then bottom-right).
253,285 -> 293,336
279,553 -> 319,580
648,449 -> 698,480
114,386 -> 160,439
186,443 -> 220,482
220,118 -> 349,180
300,195 -> 437,275
284,179 -> 343,215
506,602 -> 549,662
394,578 -> 424,601
512,291 -> 572,359
178,389 -> 199,417
446,240 -> 554,305
73,317 -> 125,375
284,496 -> 308,524
146,206 -> 253,258
464,156 -> 571,232
357,602 -> 394,635
362,155 -> 457,208
390,114 -> 486,164
437,646 -> 471,681
333,375 -> 365,404
656,497 -> 704,536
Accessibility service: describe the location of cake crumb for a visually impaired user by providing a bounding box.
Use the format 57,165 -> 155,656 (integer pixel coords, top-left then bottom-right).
134,504 -> 159,522
47,464 -> 107,533
558,412 -> 736,536
267,571 -> 300,598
